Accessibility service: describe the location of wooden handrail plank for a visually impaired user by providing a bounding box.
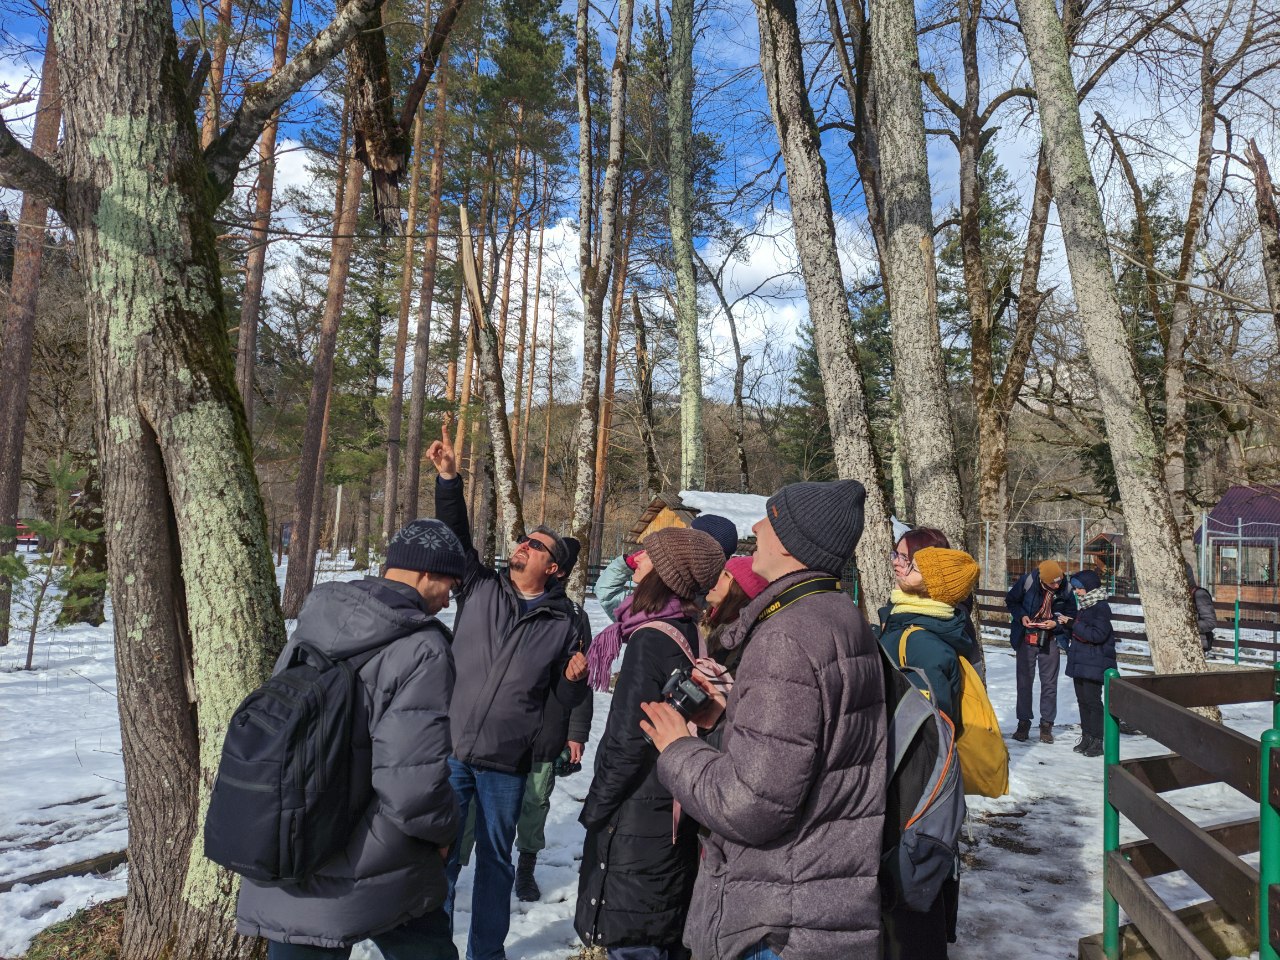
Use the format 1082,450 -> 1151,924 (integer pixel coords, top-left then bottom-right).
1109,681 -> 1260,800
1121,753 -> 1217,794
1125,669 -> 1276,708
1105,851 -> 1218,960
1121,816 -> 1259,879
1109,766 -> 1258,928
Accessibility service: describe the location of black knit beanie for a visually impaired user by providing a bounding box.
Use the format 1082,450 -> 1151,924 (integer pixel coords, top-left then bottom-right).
386,519 -> 466,580
692,514 -> 739,560
765,479 -> 866,576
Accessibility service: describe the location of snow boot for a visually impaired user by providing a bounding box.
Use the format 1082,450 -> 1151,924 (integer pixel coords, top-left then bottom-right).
1039,723 -> 1054,744
1083,736 -> 1104,758
515,851 -> 540,902
1073,735 -> 1088,754
1013,720 -> 1031,742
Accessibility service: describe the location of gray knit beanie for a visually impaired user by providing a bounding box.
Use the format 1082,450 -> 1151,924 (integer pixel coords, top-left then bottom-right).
386,519 -> 466,580
765,479 -> 866,575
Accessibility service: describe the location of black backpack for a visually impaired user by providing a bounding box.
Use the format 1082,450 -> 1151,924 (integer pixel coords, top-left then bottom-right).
203,642 -> 379,884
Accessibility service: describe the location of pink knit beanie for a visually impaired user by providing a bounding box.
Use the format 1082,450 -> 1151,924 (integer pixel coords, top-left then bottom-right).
725,555 -> 769,600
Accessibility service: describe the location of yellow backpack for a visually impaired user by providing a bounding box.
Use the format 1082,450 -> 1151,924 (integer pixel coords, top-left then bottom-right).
900,626 -> 1009,798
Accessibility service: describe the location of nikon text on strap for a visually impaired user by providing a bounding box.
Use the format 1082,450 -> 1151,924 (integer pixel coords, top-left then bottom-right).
755,576 -> 842,624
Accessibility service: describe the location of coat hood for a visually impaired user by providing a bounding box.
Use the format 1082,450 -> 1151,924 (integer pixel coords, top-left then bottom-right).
290,578 -> 449,660
882,605 -> 974,656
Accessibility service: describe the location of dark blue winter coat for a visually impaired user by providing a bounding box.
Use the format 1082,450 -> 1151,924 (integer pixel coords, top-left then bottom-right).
1005,570 -> 1074,651
1065,571 -> 1117,683
877,604 -> 975,725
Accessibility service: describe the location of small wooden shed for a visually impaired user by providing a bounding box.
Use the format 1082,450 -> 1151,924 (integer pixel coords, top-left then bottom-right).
625,490 -> 769,554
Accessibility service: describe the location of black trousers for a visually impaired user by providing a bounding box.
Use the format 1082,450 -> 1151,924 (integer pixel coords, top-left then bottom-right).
1074,677 -> 1104,740
882,871 -> 959,959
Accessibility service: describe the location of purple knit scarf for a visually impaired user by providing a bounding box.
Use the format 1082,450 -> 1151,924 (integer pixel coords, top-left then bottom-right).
587,593 -> 687,691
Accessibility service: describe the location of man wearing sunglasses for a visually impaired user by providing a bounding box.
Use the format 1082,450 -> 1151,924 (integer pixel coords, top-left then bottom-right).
428,427 -> 588,960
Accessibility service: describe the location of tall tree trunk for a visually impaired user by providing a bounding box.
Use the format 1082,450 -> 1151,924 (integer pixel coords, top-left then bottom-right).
383,106 -> 426,543
445,279 -> 464,410
58,456 -> 108,627
402,51 -> 450,521
590,246 -> 628,566
754,0 -> 896,609
695,250 -> 750,492
0,37 -> 60,648
282,127 -> 364,619
454,322 -> 476,458
511,170 -> 540,459
1164,56 -> 1217,568
459,206 -> 525,546
518,204 -> 547,486
539,297 -> 557,525
567,0 -> 635,601
1014,0 -> 1204,672
353,482 -> 372,570
868,0 -> 966,549
1247,139 -> 1280,345
200,0 -> 234,149
668,0 -> 704,490
235,0 -> 294,430
631,292 -> 663,501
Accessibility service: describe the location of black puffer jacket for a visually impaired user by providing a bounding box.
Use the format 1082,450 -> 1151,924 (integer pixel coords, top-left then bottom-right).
1065,571 -> 1117,683
576,617 -> 701,950
533,601 -> 594,762
436,476 -> 587,773
237,578 -> 457,947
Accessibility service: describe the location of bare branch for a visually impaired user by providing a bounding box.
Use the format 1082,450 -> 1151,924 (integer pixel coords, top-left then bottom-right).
0,114 -> 66,214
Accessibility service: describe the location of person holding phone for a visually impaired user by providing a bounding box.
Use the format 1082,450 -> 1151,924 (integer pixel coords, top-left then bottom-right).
1006,560 -> 1076,743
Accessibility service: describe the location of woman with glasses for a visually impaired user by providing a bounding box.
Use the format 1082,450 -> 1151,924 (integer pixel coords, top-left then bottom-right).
877,527 -> 981,960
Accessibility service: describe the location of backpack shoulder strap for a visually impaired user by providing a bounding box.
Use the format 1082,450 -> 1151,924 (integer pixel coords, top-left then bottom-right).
636,620 -> 697,663
898,624 -> 924,668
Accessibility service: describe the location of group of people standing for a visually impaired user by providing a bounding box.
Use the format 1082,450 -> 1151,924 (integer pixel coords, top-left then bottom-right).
230,425 -> 1125,960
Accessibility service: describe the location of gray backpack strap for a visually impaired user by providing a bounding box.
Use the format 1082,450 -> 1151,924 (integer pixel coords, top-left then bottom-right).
888,692 -> 934,774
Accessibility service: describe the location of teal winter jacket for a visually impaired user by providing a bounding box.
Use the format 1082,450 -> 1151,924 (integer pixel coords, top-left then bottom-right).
877,605 -> 975,724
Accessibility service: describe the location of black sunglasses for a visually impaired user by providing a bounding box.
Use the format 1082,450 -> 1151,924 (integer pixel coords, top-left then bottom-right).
518,535 -> 551,555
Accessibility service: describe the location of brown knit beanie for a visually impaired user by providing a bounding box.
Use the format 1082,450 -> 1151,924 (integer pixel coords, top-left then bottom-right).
914,547 -> 980,606
643,527 -> 726,600
1038,559 -> 1065,583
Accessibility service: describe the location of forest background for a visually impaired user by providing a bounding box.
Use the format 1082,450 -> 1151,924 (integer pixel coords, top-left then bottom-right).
0,0 -> 1279,952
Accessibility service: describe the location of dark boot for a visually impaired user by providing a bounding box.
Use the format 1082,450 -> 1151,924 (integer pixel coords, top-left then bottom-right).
1039,723 -> 1054,744
1073,735 -> 1088,754
1083,736 -> 1104,758
1013,720 -> 1031,742
515,851 -> 540,902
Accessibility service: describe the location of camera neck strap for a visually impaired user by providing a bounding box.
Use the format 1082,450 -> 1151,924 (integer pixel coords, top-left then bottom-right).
754,575 -> 842,625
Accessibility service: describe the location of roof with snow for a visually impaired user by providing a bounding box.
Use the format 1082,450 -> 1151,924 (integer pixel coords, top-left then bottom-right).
677,491 -> 770,540
1195,484 -> 1280,544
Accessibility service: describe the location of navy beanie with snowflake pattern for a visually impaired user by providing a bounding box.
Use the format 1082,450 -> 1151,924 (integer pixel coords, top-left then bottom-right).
385,518 -> 466,579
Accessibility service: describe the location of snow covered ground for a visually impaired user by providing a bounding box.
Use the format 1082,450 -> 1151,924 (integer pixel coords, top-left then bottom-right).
2,567 -> 1275,958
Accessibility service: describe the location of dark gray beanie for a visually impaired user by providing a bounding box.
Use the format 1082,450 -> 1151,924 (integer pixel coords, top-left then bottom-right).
386,519 -> 466,579
692,514 -> 739,560
765,479 -> 866,575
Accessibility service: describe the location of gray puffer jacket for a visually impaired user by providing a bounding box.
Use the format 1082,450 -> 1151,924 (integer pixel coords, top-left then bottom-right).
436,476 -> 588,773
657,570 -> 887,960
236,577 -> 458,947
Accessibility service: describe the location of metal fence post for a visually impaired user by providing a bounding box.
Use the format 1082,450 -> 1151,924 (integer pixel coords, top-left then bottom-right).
1104,668 -> 1121,959
1237,598 -> 1243,665
1261,723 -> 1280,960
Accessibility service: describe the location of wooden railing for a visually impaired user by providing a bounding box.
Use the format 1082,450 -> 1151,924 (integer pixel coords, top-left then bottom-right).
1078,666 -> 1280,959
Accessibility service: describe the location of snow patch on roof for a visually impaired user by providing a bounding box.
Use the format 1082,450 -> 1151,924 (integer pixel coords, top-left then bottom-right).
677,490 -> 769,539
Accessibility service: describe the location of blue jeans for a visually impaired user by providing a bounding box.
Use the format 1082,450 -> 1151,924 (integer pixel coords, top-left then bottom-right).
445,758 -> 526,960
266,908 -> 456,960
740,940 -> 783,960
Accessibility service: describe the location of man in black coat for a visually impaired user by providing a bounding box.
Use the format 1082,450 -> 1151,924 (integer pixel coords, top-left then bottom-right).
427,429 -> 588,960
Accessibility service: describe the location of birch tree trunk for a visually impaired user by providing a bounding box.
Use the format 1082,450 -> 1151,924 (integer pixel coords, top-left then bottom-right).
1014,0 -> 1205,673
383,107 -> 426,543
1247,139 -> 1280,345
868,0 -> 966,549
668,0 -> 705,489
631,292 -> 664,502
282,132 -> 364,619
539,298 -> 557,524
591,244 -> 628,566
518,203 -> 547,486
567,0 -> 635,601
235,0 -> 294,430
403,55 -> 451,520
459,206 -> 525,546
754,0 -> 895,610
0,37 -> 60,648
